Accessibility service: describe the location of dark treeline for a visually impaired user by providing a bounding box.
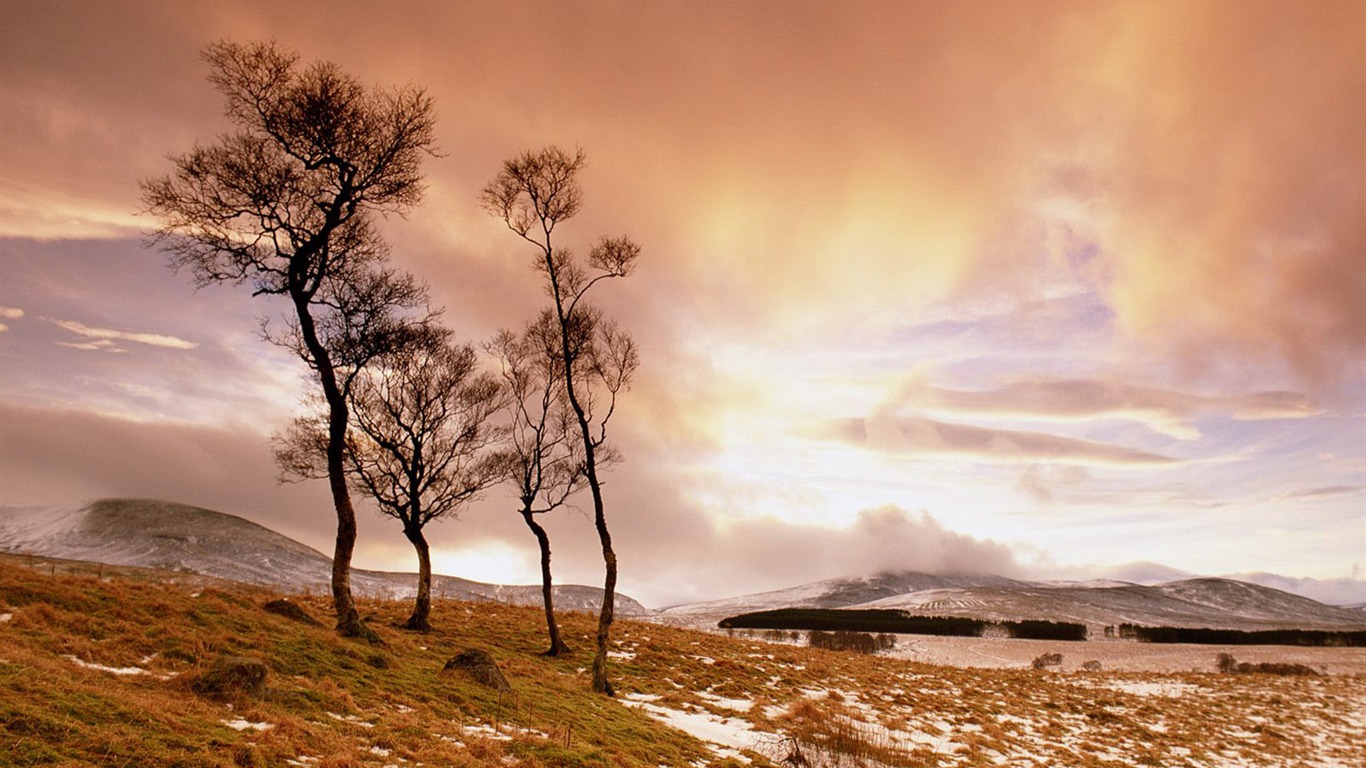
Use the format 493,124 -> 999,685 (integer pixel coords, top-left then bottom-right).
1118,624 -> 1366,647
719,609 -> 1087,641
808,630 -> 898,654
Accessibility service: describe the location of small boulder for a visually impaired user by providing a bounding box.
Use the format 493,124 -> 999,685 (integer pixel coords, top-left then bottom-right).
443,648 -> 511,693
263,599 -> 323,627
192,655 -> 268,698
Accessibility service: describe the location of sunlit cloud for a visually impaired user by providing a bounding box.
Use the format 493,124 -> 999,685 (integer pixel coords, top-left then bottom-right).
0,1 -> 1361,603
882,376 -> 1321,441
48,318 -> 197,351
0,185 -> 146,240
832,416 -> 1177,467
58,339 -> 125,353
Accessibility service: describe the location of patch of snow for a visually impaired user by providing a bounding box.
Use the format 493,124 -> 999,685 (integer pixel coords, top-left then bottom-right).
63,655 -> 146,676
622,696 -> 764,762
222,719 -> 273,732
697,691 -> 754,712
462,722 -> 513,741
0,613 -> 12,623
608,651 -> 637,661
325,712 -> 374,728
1102,681 -> 1200,697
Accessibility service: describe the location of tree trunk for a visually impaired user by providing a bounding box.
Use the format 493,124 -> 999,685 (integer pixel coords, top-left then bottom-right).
404,526 -> 433,632
589,494 -> 617,696
521,507 -> 569,656
546,247 -> 614,694
292,289 -> 372,642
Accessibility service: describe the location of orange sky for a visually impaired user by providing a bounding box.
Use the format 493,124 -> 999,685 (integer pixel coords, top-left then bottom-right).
1,1 -> 1363,606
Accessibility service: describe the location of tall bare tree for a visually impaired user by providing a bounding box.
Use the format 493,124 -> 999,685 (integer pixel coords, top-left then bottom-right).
278,326 -> 506,632
482,147 -> 639,694
489,314 -> 591,656
143,40 -> 437,638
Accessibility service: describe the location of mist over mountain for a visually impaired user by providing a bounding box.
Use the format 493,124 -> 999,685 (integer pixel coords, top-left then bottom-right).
0,498 -> 646,615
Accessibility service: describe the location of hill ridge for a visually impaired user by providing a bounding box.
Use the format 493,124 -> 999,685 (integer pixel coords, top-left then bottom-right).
0,498 -> 647,615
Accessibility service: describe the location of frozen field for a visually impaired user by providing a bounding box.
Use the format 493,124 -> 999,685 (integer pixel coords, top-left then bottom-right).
888,634 -> 1366,675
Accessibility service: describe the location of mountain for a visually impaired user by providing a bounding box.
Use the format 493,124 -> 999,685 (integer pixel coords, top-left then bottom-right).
0,498 -> 647,615
658,571 -> 1024,628
662,570 -> 1366,632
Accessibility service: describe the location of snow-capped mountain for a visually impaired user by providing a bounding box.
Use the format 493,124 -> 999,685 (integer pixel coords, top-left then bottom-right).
0,499 -> 647,615
662,571 -> 1366,632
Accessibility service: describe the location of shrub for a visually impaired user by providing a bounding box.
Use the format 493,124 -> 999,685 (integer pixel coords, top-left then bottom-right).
1031,653 -> 1063,670
1216,653 -> 1319,676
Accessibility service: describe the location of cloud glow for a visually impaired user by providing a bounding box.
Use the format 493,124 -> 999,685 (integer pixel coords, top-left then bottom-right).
0,1 -> 1361,604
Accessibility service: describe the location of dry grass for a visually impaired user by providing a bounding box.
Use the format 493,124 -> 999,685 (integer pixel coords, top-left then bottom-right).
2,555 -> 1363,767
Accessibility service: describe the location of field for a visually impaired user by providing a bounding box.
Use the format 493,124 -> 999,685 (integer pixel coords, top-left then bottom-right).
2,555 -> 1363,767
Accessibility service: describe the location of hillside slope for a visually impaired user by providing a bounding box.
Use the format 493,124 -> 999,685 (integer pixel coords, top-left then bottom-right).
2,556 -> 1363,768
0,499 -> 647,615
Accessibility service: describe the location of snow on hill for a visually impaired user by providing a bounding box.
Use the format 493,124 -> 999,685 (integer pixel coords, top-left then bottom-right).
658,571 -> 1023,628
662,571 -> 1366,632
0,499 -> 647,615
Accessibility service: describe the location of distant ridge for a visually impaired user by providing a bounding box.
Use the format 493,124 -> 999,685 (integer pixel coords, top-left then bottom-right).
662,570 -> 1366,633
0,498 -> 647,615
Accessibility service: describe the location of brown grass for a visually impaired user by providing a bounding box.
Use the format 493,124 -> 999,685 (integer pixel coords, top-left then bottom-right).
2,554 -> 1364,767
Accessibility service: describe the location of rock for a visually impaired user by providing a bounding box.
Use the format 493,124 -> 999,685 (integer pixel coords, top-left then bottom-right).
442,648 -> 511,693
191,655 -> 268,698
263,599 -> 323,627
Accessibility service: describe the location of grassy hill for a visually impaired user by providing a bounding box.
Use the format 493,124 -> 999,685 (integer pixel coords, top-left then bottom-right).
2,555 -> 1364,767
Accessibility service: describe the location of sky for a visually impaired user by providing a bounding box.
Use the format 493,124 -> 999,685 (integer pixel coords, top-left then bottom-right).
1,1 -> 1363,608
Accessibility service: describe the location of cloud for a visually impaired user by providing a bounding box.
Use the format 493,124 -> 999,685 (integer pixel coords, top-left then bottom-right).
48,318 -> 196,350
831,416 -> 1177,467
1016,464 -> 1092,505
1280,485 -> 1364,501
886,376 -> 1321,440
1079,2 -> 1366,384
0,402 -> 1031,608
0,306 -> 21,332
1225,573 -> 1366,608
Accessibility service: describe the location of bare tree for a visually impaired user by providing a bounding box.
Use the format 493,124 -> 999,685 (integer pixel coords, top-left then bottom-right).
143,40 -> 437,638
481,147 -> 639,694
489,314 -> 590,656
280,326 -> 506,632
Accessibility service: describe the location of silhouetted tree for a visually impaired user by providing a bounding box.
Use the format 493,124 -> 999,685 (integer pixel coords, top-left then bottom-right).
279,326 -> 506,631
143,40 -> 437,639
489,315 -> 592,656
482,147 -> 639,694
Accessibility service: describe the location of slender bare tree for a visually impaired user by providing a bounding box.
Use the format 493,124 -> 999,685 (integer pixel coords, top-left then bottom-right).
280,326 -> 506,631
489,313 -> 591,656
143,40 -> 437,638
481,147 -> 639,694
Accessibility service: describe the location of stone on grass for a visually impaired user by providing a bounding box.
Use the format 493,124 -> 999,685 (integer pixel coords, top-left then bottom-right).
192,655 -> 268,698
443,648 -> 511,693
263,599 -> 323,627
